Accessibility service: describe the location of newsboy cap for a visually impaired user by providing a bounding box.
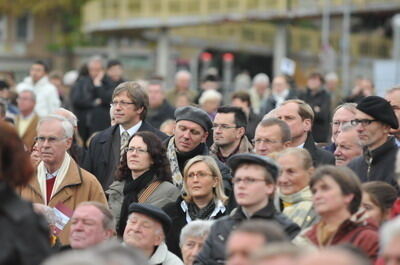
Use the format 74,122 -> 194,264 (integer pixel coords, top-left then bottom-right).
356,96 -> 398,129
128,203 -> 172,235
227,153 -> 279,182
175,106 -> 213,131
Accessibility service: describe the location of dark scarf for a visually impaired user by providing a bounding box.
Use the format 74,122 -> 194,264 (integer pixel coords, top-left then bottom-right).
117,169 -> 155,236
187,199 -> 216,220
176,143 -> 207,173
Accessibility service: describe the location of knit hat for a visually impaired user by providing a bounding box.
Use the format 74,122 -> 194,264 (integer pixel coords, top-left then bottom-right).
175,106 -> 213,132
356,96 -> 398,129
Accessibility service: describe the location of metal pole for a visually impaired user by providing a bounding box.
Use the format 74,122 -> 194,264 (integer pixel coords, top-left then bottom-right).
392,14 -> 400,84
341,0 -> 351,96
321,0 -> 331,50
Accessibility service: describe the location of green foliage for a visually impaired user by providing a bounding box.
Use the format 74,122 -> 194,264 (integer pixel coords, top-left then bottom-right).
0,0 -> 94,15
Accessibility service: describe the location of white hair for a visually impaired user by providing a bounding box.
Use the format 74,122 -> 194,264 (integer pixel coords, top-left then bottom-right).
325,72 -> 339,82
18,89 -> 36,102
253,73 -> 270,85
199,90 -> 222,105
63,70 -> 78,86
175,70 -> 191,81
179,220 -> 214,248
38,114 -> 74,138
380,216 -> 400,252
53,108 -> 78,128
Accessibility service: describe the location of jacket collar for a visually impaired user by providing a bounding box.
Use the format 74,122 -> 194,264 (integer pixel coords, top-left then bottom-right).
232,200 -> 276,220
149,242 -> 169,264
365,137 -> 397,164
210,136 -> 254,161
28,159 -> 83,204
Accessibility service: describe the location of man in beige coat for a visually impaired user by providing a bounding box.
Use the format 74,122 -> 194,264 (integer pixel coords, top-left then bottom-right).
20,115 -> 107,245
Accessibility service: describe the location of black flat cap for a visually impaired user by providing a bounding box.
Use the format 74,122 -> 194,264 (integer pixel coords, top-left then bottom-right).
128,203 -> 172,235
357,96 -> 399,129
175,106 -> 213,132
227,153 -> 279,182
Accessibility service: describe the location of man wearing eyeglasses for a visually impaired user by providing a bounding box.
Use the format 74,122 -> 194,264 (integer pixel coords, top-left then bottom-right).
194,153 -> 300,265
324,103 -> 357,153
254,118 -> 291,157
347,96 -> 399,188
20,115 -> 107,245
83,81 -> 167,190
210,106 -> 253,163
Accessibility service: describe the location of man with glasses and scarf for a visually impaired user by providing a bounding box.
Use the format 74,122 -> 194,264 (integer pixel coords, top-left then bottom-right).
347,96 -> 399,188
194,153 -> 300,265
83,81 -> 166,190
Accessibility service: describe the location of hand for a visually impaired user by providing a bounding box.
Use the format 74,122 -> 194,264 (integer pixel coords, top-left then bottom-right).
93,71 -> 105,86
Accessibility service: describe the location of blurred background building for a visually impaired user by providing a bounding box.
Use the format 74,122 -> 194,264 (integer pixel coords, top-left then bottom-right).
1,0 -> 400,95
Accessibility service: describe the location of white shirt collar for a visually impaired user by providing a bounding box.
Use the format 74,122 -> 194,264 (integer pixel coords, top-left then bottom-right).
119,121 -> 142,137
181,199 -> 226,223
297,142 -> 305,148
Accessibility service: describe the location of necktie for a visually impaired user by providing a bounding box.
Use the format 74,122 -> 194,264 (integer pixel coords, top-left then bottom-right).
120,131 -> 130,159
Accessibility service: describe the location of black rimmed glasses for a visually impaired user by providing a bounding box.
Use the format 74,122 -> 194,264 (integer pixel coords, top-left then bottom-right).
350,119 -> 378,127
110,101 -> 135,108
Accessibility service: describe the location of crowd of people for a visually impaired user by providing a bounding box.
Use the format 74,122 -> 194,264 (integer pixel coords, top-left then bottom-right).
1,56 -> 400,265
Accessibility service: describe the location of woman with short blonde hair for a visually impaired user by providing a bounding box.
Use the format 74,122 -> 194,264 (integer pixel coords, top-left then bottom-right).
163,155 -> 229,258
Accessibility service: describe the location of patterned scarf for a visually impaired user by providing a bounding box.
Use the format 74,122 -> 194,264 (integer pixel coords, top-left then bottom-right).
187,200 -> 216,220
167,136 -> 184,188
276,186 -> 316,229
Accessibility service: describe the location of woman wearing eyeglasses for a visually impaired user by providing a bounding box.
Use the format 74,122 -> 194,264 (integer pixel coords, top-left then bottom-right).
294,166 -> 379,261
108,131 -> 180,236
163,155 -> 229,259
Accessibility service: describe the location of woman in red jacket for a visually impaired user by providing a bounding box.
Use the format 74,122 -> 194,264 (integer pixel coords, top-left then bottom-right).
297,165 -> 379,261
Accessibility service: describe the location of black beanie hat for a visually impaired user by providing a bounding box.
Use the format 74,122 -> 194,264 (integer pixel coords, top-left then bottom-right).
356,96 -> 398,129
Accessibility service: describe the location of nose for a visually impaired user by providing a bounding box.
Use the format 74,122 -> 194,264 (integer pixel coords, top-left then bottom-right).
334,148 -> 341,156
72,220 -> 84,231
278,173 -> 288,183
183,130 -> 191,139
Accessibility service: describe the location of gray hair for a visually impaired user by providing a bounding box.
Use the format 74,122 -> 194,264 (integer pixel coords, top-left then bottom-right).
333,102 -> 357,115
42,240 -> 147,265
18,89 -> 36,102
53,108 -> 78,127
37,114 -> 74,138
76,201 -> 115,231
179,220 -> 214,248
88,55 -> 105,68
253,73 -> 270,85
380,216 -> 400,251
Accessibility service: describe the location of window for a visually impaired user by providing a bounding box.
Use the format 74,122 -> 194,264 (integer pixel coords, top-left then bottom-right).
16,13 -> 33,42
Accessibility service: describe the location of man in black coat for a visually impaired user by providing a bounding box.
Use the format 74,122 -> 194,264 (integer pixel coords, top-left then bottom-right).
194,154 -> 300,265
298,72 -> 331,143
276,99 -> 335,166
83,81 -> 167,190
347,96 -> 399,188
71,56 -> 122,141
146,78 -> 175,129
